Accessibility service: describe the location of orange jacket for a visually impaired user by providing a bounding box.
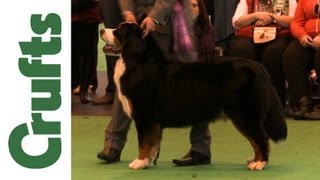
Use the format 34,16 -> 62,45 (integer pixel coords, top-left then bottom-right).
290,0 -> 320,41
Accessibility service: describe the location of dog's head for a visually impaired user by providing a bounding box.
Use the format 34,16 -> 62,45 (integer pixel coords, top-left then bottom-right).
114,22 -> 147,55
100,28 -> 121,56
100,22 -> 146,56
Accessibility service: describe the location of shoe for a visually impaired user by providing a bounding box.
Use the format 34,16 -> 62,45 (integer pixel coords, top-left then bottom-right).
89,85 -> 97,94
293,96 -> 312,120
97,148 -> 121,163
80,92 -> 91,104
303,108 -> 320,120
74,85 -> 97,95
73,86 -> 80,95
92,93 -> 114,105
172,151 -> 210,166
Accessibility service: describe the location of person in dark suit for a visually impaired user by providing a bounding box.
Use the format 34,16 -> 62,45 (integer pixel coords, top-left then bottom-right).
118,0 -> 198,62
72,0 -> 101,103
92,0 -> 123,105
95,0 -> 130,163
97,0 -> 212,166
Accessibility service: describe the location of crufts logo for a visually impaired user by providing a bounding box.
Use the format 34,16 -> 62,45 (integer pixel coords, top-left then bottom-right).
8,13 -> 62,169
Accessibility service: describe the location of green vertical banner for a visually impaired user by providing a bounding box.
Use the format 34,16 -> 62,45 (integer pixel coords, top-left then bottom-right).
0,1 -> 71,179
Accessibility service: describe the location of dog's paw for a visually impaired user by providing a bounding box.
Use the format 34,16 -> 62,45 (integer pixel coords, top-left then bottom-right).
128,158 -> 150,170
247,160 -> 267,171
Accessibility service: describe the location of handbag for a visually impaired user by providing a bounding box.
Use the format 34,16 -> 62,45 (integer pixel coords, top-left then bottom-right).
253,26 -> 277,44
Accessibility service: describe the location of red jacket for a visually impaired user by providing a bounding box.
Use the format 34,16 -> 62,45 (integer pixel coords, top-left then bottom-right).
235,0 -> 291,37
72,2 -> 102,23
290,0 -> 320,41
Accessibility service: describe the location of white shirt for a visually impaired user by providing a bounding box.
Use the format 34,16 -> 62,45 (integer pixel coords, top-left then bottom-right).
232,0 -> 297,27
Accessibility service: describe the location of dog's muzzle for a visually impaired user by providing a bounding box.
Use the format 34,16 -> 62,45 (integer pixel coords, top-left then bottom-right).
100,28 -> 121,56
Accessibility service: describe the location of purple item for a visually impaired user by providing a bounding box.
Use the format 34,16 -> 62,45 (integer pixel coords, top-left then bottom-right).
172,0 -> 193,52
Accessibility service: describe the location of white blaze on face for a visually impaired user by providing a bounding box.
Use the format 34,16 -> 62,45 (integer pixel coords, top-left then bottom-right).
114,58 -> 133,119
100,28 -> 115,44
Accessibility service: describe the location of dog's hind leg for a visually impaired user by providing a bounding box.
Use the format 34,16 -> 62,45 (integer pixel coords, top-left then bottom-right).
129,123 -> 162,170
245,136 -> 269,170
224,108 -> 269,171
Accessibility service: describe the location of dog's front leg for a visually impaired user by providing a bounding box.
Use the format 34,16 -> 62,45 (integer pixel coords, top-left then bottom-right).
129,122 -> 162,170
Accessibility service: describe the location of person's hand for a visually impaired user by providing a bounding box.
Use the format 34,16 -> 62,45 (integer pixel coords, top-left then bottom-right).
300,35 -> 314,48
254,12 -> 273,25
123,12 -> 137,23
140,17 -> 157,38
254,20 -> 269,27
311,35 -> 320,49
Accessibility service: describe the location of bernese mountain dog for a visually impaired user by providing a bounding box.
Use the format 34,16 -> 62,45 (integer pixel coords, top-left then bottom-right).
103,22 -> 287,171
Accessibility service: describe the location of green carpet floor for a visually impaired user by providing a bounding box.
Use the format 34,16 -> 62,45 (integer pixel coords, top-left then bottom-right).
72,116 -> 320,179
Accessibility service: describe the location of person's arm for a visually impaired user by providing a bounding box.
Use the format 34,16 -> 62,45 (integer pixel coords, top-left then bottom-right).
235,12 -> 274,29
290,0 -> 309,41
148,0 -> 177,25
117,0 -> 134,13
118,0 -> 137,23
269,14 -> 292,28
118,0 -> 176,25
118,0 -> 176,37
232,0 -> 248,29
140,0 -> 177,38
142,0 -> 181,38
232,0 -> 272,29
268,0 -> 297,29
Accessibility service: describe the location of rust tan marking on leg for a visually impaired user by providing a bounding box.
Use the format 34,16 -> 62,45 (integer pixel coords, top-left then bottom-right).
247,138 -> 267,170
248,139 -> 263,162
229,120 -> 267,170
138,124 -> 162,160
129,124 -> 162,170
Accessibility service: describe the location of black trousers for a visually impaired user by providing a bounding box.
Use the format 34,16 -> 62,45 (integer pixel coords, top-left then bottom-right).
105,55 -> 118,95
71,21 -> 99,92
283,39 -> 320,100
227,36 -> 292,106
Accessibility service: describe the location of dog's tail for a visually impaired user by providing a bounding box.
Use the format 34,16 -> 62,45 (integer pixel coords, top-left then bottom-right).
264,86 -> 287,142
248,59 -> 287,142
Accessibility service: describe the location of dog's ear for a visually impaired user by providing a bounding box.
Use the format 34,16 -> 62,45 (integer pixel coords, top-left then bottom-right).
114,23 -> 146,54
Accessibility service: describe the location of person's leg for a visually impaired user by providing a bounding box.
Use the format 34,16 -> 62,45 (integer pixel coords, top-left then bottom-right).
283,39 -> 319,119
93,55 -> 119,105
226,36 -> 258,60
283,40 -> 314,100
71,22 -> 80,91
93,0 -> 122,105
189,124 -> 211,157
97,92 -> 132,162
260,36 -> 291,107
303,48 -> 320,120
314,48 -> 320,75
90,22 -> 99,93
78,22 -> 91,103
172,123 -> 211,166
79,22 -> 99,103
106,56 -> 117,94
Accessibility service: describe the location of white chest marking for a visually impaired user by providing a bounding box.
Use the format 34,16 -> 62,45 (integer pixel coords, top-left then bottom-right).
114,58 -> 133,119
